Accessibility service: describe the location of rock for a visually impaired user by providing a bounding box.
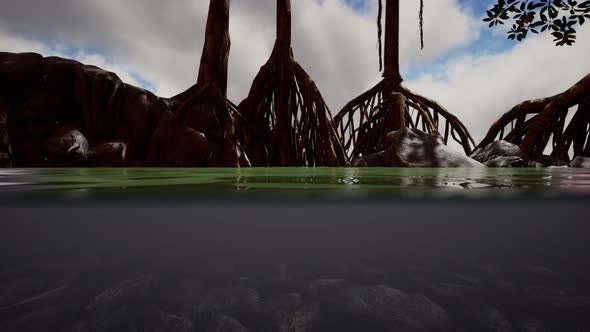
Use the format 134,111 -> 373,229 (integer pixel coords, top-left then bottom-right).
80,306 -> 193,332
463,303 -> 513,332
483,155 -> 528,168
320,284 -> 449,331
0,52 -> 222,167
147,111 -> 211,166
0,99 -> 11,167
198,286 -> 260,316
537,155 -> 569,167
107,84 -> 167,159
86,275 -> 159,314
156,277 -> 203,316
44,125 -> 90,164
353,128 -> 483,167
0,52 -> 44,104
348,262 -> 387,283
526,266 -> 560,279
470,140 -> 539,167
570,156 -> 590,168
0,306 -> 58,332
518,319 -> 553,332
273,303 -> 320,332
260,293 -> 303,313
89,142 -> 128,166
0,286 -> 67,323
191,310 -> 251,332
306,279 -> 347,301
0,278 -> 47,307
524,286 -> 590,309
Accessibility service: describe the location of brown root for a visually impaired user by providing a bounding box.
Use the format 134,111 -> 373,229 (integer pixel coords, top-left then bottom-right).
477,73 -> 590,161
157,0 -> 245,167
334,80 -> 475,161
237,48 -> 347,167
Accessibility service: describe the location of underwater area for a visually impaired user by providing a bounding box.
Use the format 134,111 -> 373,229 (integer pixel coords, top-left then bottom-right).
0,168 -> 589,331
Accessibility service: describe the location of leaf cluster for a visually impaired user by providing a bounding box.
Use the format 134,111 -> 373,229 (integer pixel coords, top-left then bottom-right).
484,0 -> 590,45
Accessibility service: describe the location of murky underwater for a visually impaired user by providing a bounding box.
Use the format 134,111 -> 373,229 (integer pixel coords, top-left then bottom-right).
1,168 -> 589,331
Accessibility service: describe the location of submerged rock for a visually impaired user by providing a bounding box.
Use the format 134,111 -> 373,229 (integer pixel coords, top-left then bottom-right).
86,275 -> 159,314
198,286 -> 260,316
319,284 -> 449,331
353,128 -> 483,167
570,156 -> 590,168
191,310 -> 250,332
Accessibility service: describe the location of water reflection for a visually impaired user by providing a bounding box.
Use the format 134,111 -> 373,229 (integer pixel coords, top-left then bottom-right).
0,168 -> 590,199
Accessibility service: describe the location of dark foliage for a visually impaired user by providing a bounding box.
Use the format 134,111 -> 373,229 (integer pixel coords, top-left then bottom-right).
484,0 -> 590,46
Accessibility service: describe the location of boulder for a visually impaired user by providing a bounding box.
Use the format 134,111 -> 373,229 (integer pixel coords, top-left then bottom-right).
191,310 -> 250,332
260,293 -> 303,313
570,156 -> 590,168
147,111 -> 211,166
470,140 -> 539,167
0,99 -> 11,167
44,125 -> 90,164
0,52 -> 44,104
89,142 -> 128,166
353,128 -> 483,167
461,303 -> 513,332
86,275 -> 159,314
0,306 -> 58,332
319,284 -> 449,331
78,306 -> 193,332
273,303 -> 320,332
197,286 -> 260,316
0,52 -> 221,167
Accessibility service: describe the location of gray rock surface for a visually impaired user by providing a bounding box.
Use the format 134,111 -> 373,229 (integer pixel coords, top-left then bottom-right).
191,310 -> 251,332
322,284 -> 449,331
470,140 -> 539,167
353,128 -> 483,167
45,125 -> 90,162
198,286 -> 260,316
86,275 -> 159,314
570,156 -> 590,168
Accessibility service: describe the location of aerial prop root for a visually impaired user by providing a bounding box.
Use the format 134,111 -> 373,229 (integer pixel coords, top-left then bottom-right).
237,49 -> 347,167
477,73 -> 590,161
334,81 -> 476,160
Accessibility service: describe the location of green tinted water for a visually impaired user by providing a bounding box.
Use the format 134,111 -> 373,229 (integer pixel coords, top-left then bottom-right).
2,168 -> 590,200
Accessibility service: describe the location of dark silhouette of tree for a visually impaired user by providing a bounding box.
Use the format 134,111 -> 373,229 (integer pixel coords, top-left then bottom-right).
484,0 -> 590,46
479,2 -> 590,162
478,73 -> 590,162
170,0 -> 247,167
237,0 -> 347,167
334,0 -> 475,162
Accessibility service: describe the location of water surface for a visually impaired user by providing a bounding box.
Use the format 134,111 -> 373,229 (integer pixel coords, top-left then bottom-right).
1,167 -> 590,201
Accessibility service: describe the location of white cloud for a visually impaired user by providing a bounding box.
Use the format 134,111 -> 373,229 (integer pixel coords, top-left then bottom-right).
406,23 -> 590,143
0,0 -> 478,104
1,0 -> 586,148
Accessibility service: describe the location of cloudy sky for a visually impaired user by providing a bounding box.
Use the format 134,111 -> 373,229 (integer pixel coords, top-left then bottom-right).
1,0 -> 589,143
